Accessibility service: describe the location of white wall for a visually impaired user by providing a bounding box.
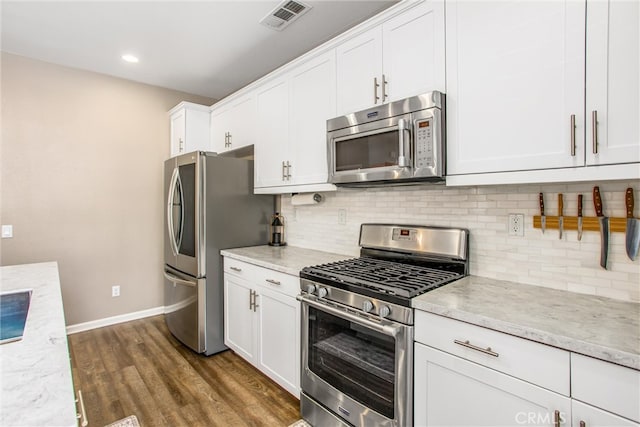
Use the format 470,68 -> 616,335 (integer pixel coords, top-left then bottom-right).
282,181 -> 640,302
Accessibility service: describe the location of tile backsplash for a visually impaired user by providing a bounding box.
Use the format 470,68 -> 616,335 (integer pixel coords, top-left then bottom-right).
281,181 -> 640,303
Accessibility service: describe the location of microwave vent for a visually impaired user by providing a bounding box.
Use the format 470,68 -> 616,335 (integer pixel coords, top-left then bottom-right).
259,0 -> 312,31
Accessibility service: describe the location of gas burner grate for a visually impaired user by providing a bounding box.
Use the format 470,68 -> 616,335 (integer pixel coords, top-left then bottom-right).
302,257 -> 463,299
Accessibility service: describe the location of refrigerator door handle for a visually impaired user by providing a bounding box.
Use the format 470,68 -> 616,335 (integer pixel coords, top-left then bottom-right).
166,167 -> 180,256
163,270 -> 197,287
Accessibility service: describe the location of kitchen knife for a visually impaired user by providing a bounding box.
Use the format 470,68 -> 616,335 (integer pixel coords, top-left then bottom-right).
594,186 -> 609,269
577,194 -> 583,241
558,194 -> 564,239
625,188 -> 639,261
539,193 -> 546,234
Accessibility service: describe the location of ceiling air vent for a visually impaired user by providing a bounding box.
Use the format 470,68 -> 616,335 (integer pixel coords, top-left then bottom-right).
259,0 -> 312,31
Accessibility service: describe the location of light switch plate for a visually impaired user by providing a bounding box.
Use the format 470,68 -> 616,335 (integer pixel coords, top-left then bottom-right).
1,225 -> 13,238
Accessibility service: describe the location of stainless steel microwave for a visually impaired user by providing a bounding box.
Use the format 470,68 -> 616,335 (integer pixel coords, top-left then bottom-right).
327,92 -> 445,186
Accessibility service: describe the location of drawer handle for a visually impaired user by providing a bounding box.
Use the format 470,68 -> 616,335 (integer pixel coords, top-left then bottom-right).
230,266 -> 242,272
265,279 -> 281,286
454,339 -> 499,357
76,389 -> 88,427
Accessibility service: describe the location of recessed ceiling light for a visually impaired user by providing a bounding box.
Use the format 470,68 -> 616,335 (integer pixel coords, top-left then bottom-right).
121,54 -> 139,63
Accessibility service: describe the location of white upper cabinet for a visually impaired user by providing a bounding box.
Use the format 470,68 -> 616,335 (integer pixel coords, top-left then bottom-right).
446,0 -> 640,185
336,27 -> 383,115
336,0 -> 445,116
446,0 -> 586,176
169,102 -> 211,157
210,92 -> 256,154
254,50 -> 337,193
586,0 -> 640,166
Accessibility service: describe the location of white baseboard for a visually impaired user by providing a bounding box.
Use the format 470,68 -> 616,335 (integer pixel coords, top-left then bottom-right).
66,306 -> 165,335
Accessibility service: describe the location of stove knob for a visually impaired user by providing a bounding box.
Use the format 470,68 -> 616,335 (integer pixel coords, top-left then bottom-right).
379,305 -> 391,318
317,287 -> 328,298
362,300 -> 374,313
305,284 -> 316,294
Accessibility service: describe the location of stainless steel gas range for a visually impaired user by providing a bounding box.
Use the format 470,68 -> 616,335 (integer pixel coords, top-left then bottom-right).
297,224 -> 469,427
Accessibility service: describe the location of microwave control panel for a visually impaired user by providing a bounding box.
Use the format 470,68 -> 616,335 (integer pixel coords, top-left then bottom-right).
415,118 -> 433,168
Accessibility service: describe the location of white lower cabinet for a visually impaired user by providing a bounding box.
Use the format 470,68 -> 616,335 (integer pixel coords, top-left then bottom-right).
572,400 -> 639,427
414,311 -> 640,427
414,343 -> 570,427
223,257 -> 300,397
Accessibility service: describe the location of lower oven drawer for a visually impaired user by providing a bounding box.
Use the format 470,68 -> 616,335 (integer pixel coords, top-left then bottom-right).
415,310 -> 570,395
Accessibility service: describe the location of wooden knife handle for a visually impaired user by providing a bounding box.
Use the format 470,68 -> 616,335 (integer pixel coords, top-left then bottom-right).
594,186 -> 603,217
539,193 -> 545,216
558,194 -> 564,216
578,194 -> 583,217
626,188 -> 634,219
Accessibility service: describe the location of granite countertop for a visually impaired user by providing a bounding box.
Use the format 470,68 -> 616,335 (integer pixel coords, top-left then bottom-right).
0,262 -> 77,427
220,245 -> 353,276
413,276 -> 640,370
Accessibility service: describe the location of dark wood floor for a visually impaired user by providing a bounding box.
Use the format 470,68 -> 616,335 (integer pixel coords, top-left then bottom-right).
68,315 -> 300,426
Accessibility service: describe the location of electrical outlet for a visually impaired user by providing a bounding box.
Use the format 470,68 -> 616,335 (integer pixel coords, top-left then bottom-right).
508,214 -> 525,237
1,225 -> 13,238
112,285 -> 120,297
338,209 -> 347,225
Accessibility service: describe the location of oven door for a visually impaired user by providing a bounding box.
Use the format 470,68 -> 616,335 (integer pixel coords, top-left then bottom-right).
299,294 -> 413,427
328,113 -> 414,185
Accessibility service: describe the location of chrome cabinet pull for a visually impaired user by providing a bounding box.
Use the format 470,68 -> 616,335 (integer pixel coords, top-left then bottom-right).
570,114 -> 576,156
265,279 -> 281,286
592,110 -> 598,154
453,339 -> 499,357
252,290 -> 259,312
230,266 -> 242,272
76,389 -> 88,427
554,410 -> 561,427
228,132 -> 232,148
382,74 -> 388,102
249,289 -> 254,310
179,138 -> 184,152
374,77 -> 380,104
286,161 -> 292,179
282,161 -> 287,181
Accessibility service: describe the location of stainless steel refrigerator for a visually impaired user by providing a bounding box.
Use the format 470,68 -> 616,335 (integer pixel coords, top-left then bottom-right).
164,150 -> 273,355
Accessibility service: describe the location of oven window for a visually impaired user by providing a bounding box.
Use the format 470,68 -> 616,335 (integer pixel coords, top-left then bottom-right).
308,306 -> 395,419
335,130 -> 399,171
177,163 -> 196,257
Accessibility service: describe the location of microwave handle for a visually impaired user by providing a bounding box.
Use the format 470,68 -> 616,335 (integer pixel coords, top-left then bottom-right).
397,118 -> 411,167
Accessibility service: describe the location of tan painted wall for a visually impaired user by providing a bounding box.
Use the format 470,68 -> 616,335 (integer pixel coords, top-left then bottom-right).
0,53 -> 215,325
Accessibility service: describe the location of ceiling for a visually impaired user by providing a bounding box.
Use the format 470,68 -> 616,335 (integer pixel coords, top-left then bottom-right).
1,0 -> 397,100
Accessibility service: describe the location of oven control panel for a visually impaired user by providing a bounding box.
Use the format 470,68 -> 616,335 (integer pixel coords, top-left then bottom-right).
392,228 -> 417,241
414,118 -> 433,168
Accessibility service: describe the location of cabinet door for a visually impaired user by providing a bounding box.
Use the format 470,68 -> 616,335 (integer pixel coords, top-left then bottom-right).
223,274 -> 256,364
210,106 -> 232,153
227,94 -> 256,152
170,109 -> 186,157
336,26 -> 383,116
414,343 -> 571,427
572,400 -> 639,427
446,0 -> 586,175
586,0 -> 640,166
256,286 -> 300,397
382,0 -> 445,102
255,76 -> 290,188
290,50 -> 336,186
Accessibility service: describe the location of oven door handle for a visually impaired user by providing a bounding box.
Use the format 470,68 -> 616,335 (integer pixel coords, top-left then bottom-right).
297,294 -> 402,338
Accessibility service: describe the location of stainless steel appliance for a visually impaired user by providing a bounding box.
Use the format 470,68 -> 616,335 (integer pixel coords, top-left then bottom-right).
164,151 -> 273,355
298,224 -> 469,427
327,92 -> 445,186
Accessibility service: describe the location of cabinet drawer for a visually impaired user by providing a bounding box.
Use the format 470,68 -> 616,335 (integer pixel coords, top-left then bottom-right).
571,353 -> 640,423
254,268 -> 299,299
415,310 -> 570,395
224,258 -> 260,281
